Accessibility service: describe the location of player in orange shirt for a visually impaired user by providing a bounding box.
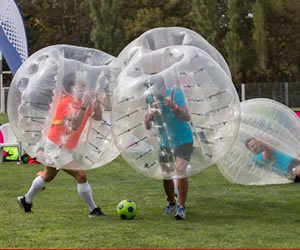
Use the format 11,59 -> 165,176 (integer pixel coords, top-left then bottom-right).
17,73 -> 105,217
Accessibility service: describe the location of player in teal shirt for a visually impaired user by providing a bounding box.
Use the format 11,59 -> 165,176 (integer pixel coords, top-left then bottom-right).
246,138 -> 300,182
144,74 -> 193,220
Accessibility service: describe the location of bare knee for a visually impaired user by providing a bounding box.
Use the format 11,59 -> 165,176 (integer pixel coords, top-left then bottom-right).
175,158 -> 188,177
76,172 -> 87,183
296,166 -> 300,177
41,166 -> 58,182
65,170 -> 87,183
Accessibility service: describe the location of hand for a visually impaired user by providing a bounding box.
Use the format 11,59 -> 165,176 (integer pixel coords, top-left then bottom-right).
144,111 -> 155,130
144,111 -> 154,122
82,91 -> 96,108
164,97 -> 177,110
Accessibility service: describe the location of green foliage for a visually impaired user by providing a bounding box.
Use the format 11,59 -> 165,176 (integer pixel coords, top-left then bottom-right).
224,0 -> 245,82
0,113 -> 9,124
120,0 -> 193,46
252,0 -> 267,73
191,0 -> 218,47
89,0 -> 123,56
13,0 -> 300,83
16,0 -> 93,54
263,0 -> 300,81
123,7 -> 164,43
1,160 -> 300,248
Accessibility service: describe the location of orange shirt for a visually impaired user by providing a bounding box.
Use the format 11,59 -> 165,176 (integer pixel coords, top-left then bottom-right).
48,95 -> 91,149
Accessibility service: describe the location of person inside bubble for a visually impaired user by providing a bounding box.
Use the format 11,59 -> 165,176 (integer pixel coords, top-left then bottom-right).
245,137 -> 300,183
17,72 -> 105,217
144,74 -> 193,220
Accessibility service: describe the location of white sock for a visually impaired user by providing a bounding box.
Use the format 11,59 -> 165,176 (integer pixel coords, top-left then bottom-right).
24,175 -> 46,204
173,178 -> 179,198
77,182 -> 97,212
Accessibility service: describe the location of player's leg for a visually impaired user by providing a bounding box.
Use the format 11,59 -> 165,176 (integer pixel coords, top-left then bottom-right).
293,165 -> 300,182
63,169 -> 105,217
17,166 -> 59,212
163,178 -> 178,216
173,157 -> 189,220
173,143 -> 193,220
175,157 -> 189,207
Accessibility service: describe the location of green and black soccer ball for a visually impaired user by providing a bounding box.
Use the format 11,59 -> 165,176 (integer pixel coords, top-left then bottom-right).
116,199 -> 137,220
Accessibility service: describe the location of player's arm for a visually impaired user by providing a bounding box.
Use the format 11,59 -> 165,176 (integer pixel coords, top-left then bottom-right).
144,111 -> 154,130
70,106 -> 88,131
262,147 -> 273,160
259,141 -> 274,160
70,94 -> 92,130
91,99 -> 102,121
164,97 -> 191,121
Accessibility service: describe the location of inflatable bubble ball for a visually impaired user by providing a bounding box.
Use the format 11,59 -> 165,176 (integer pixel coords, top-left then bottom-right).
112,35 -> 240,180
118,26 -> 231,78
8,45 -> 124,170
217,98 -> 300,185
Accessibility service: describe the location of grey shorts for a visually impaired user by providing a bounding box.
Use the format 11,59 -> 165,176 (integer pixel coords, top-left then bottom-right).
174,143 -> 194,162
159,143 -> 193,163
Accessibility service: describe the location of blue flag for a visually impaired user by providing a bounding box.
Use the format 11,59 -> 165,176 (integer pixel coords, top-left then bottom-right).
0,0 -> 28,75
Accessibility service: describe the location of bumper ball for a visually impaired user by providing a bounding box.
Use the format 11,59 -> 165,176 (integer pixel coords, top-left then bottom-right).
8,45 -> 123,170
217,98 -> 300,185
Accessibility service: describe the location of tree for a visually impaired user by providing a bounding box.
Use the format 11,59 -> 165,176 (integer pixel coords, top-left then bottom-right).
260,0 -> 300,81
15,0 -> 93,55
252,0 -> 267,80
191,0 -> 218,47
121,0 -> 193,46
224,0 -> 245,82
89,0 -> 123,56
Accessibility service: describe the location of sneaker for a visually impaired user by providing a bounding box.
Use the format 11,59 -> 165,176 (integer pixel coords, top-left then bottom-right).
174,206 -> 186,220
164,203 -> 178,216
17,196 -> 32,213
89,207 -> 105,217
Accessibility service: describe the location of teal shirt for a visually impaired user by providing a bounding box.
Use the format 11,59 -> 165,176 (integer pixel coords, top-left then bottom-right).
253,150 -> 294,176
154,88 -> 193,149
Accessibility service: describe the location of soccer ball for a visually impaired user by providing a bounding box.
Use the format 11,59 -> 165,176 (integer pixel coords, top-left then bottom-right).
116,199 -> 137,220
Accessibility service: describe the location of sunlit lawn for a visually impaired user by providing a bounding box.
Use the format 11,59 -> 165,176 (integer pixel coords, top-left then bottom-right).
0,157 -> 300,248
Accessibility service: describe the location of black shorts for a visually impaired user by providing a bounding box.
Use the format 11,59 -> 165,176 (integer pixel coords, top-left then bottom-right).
287,159 -> 300,183
294,176 -> 300,183
159,143 -> 194,163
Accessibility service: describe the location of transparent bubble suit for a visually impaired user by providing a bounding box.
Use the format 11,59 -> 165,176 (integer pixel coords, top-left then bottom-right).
8,45 -> 123,170
112,27 -> 240,180
217,98 -> 300,185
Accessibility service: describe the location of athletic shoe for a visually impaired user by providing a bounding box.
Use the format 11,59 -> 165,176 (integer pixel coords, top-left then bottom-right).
174,206 -> 186,220
17,196 -> 32,213
164,203 -> 178,216
89,207 -> 105,217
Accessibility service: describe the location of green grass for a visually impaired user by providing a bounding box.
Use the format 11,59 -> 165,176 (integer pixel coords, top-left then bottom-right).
1,157 -> 300,248
0,113 -> 9,124
292,107 -> 300,112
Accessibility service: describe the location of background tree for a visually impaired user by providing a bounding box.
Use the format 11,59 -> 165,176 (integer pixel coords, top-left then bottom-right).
224,0 -> 244,82
11,0 -> 300,84
191,0 -> 220,50
89,0 -> 122,56
224,0 -> 257,83
252,0 -> 267,81
16,0 -> 93,54
121,0 -> 193,47
263,0 -> 300,82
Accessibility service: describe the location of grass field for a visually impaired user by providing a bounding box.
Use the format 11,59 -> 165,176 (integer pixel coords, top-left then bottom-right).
0,113 -> 8,124
1,113 -> 300,248
1,157 -> 300,248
